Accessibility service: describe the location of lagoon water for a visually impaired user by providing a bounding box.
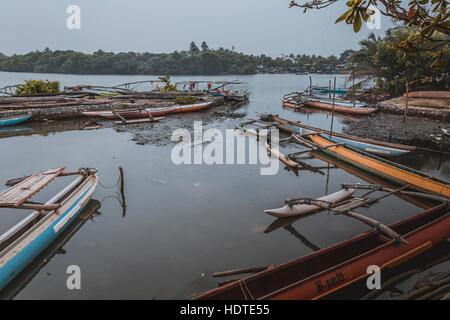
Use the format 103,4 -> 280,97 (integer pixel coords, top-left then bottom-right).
0,72 -> 448,299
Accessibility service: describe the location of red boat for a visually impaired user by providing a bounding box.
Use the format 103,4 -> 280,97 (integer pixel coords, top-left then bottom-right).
193,203 -> 450,300
82,101 -> 213,119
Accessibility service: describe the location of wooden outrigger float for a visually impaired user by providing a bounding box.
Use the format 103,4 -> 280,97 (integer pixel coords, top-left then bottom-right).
282,92 -> 376,116
0,167 -> 98,291
260,114 -> 416,157
193,203 -> 450,300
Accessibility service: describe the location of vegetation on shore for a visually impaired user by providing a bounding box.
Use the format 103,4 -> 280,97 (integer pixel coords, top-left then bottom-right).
0,43 -> 349,76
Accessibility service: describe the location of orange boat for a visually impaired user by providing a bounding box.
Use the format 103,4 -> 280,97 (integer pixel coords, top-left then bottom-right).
282,92 -> 376,116
310,134 -> 450,198
193,203 -> 450,300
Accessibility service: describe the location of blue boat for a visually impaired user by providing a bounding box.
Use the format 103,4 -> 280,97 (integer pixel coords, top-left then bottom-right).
0,167 -> 98,291
269,115 -> 416,157
0,114 -> 32,127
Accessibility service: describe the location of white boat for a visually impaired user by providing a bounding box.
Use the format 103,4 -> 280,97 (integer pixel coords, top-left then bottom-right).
264,188 -> 356,218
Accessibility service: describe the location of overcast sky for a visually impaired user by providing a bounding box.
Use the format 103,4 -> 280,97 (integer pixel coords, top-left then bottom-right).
1,0 -> 396,57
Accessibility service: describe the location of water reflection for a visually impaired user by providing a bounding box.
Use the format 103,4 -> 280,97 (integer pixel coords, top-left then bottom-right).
0,200 -> 101,300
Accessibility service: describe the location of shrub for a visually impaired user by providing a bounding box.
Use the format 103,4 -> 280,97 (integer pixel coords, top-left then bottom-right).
15,80 -> 60,95
175,96 -> 197,105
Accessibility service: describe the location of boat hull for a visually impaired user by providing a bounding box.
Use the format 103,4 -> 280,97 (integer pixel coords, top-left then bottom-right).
265,188 -> 356,218
0,115 -> 31,127
0,174 -> 98,291
311,135 -> 450,198
277,122 -> 411,157
82,101 -> 212,119
193,204 -> 450,300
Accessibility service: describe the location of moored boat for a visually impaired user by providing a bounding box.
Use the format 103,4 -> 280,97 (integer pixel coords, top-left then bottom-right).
193,203 -> 450,300
82,101 -> 213,119
0,114 -> 31,127
268,114 -> 415,157
265,187 -> 356,218
282,92 -> 376,115
0,167 -> 99,291
310,134 -> 450,198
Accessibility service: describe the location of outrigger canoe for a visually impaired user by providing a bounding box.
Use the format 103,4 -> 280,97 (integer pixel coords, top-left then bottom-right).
82,101 -> 213,119
310,134 -> 450,198
0,114 -> 31,127
193,203 -> 450,300
282,92 -> 376,115
0,167 -> 98,291
265,188 -> 356,218
270,115 -> 415,157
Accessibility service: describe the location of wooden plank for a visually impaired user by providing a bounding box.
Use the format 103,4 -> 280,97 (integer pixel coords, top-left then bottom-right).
0,167 -> 65,207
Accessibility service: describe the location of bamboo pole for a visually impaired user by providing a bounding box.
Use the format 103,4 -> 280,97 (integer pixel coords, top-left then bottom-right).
330,77 -> 336,137
213,265 -> 274,278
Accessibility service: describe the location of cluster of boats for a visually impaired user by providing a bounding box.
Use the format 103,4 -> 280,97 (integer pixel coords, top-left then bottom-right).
194,102 -> 450,299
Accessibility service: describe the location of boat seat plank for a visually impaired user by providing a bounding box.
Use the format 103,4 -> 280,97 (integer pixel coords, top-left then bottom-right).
0,167 -> 65,207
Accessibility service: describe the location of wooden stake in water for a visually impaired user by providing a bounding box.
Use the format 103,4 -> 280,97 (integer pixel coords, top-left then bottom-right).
309,76 -> 312,96
329,80 -> 331,98
403,81 -> 409,122
329,77 -> 337,137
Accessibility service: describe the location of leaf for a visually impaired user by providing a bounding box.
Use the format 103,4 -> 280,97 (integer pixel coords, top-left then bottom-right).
408,5 -> 415,20
336,9 -> 352,23
353,11 -> 362,32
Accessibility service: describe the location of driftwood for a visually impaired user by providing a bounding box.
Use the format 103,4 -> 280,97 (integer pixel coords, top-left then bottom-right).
361,269 -> 419,300
401,275 -> 450,300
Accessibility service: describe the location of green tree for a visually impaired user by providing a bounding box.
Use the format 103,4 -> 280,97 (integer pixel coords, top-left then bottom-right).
289,0 -> 450,67
190,41 -> 200,55
201,41 -> 209,52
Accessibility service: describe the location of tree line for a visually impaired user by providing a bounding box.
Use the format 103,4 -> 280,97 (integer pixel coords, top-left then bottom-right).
0,42 -> 348,76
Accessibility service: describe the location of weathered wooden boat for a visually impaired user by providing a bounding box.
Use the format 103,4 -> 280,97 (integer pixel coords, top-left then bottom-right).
309,134 -> 450,198
268,115 -> 415,157
0,167 -> 99,291
265,188 -> 356,218
0,114 -> 31,127
193,203 -> 450,300
82,101 -> 213,119
282,92 -> 376,115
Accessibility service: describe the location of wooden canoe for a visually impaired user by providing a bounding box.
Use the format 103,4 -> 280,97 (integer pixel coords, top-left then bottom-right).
82,101 -> 212,119
265,188 -> 356,218
310,134 -> 450,198
193,203 -> 450,300
283,100 -> 376,116
265,143 -> 299,168
272,115 -> 415,157
0,170 -> 98,291
0,114 -> 31,127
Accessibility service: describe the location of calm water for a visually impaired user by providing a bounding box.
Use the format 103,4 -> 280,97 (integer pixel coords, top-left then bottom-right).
0,72 -> 448,299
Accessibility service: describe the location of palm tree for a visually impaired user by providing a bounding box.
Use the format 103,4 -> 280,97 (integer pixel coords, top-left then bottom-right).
348,32 -> 381,83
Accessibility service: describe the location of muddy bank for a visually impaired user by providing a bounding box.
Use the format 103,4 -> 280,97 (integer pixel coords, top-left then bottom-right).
0,94 -> 224,121
342,113 -> 449,149
378,98 -> 450,122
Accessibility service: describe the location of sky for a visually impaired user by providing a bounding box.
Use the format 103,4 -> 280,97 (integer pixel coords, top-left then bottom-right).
0,0 -> 397,57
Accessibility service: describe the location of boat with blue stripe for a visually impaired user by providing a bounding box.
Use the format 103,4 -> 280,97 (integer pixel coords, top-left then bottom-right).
0,167 -> 98,291
0,114 -> 31,127
261,114 -> 416,157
